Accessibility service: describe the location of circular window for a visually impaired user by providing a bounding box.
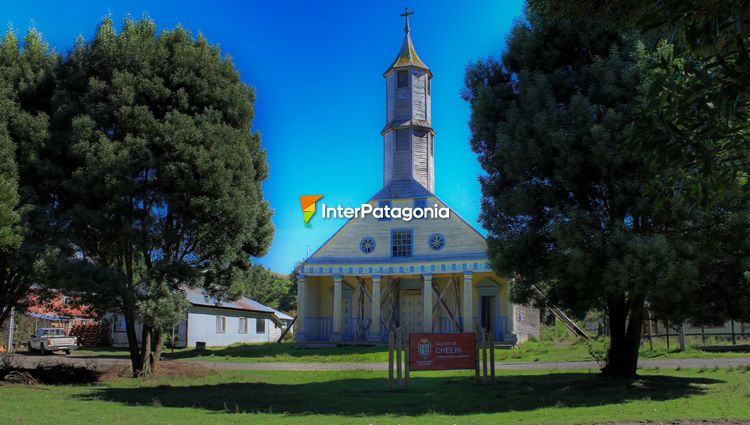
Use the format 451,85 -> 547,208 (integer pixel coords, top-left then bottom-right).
428,233 -> 445,251
360,237 -> 376,254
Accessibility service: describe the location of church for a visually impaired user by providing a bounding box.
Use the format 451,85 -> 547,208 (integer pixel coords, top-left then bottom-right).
296,12 -> 540,346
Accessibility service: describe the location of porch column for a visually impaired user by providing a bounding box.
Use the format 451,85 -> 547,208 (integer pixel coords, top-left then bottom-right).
331,275 -> 343,341
422,274 -> 433,332
296,274 -> 307,341
462,271 -> 474,332
371,275 -> 381,340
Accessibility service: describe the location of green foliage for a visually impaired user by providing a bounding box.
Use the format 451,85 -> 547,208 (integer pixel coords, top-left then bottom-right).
240,265 -> 291,311
0,27 -> 61,328
529,0 -> 750,202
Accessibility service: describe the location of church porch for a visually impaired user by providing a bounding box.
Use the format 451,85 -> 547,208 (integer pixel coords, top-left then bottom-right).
296,271 -> 515,346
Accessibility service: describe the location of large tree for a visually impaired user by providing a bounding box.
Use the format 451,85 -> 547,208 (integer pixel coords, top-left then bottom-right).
240,264 -> 292,311
0,29 -> 60,329
54,18 -> 273,375
463,16 -> 702,378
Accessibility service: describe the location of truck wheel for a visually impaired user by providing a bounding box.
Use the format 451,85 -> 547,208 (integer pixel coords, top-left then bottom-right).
27,342 -> 33,352
40,344 -> 46,355
65,350 -> 71,355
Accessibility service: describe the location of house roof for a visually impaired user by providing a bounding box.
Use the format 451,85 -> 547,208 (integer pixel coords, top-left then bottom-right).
184,288 -> 276,314
370,179 -> 433,200
272,309 -> 294,321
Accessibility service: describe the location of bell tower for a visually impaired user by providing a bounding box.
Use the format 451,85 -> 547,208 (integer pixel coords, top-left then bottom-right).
382,8 -> 435,193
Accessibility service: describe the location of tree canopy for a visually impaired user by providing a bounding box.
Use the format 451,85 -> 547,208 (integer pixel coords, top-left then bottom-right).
53,17 -> 274,375
0,28 -> 60,329
463,13 -> 750,378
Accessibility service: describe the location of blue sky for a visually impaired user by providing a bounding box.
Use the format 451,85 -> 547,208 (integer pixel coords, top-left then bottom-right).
2,0 -> 524,273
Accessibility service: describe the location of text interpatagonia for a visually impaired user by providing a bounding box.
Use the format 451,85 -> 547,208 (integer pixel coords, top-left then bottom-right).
320,203 -> 450,221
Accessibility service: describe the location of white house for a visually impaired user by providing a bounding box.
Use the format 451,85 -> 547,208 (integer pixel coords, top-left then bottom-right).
295,14 -> 540,346
107,289 -> 283,348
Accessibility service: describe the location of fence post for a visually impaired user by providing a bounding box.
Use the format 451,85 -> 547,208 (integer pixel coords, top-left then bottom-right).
396,326 -> 402,387
678,322 -> 686,352
403,327 -> 409,388
489,325 -> 495,383
731,320 -> 736,345
701,325 -> 706,346
474,323 -> 480,384
388,329 -> 394,391
481,326 -> 488,381
665,320 -> 670,351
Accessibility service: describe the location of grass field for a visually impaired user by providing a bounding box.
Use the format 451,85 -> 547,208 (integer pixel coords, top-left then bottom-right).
1,368 -> 749,424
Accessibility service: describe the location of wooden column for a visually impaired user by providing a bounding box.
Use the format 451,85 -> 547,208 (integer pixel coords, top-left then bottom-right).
422,274 -> 433,333
296,274 -> 307,341
331,275 -> 343,341
371,275 -> 381,341
463,272 -> 474,333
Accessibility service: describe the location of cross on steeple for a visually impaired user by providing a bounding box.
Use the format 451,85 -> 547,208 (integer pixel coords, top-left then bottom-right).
400,7 -> 414,33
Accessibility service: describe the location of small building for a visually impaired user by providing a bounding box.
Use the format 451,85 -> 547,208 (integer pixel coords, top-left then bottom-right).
107,289 -> 282,348
296,15 -> 540,346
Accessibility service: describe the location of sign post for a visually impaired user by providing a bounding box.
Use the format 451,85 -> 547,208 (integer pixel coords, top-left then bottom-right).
388,328 -> 495,389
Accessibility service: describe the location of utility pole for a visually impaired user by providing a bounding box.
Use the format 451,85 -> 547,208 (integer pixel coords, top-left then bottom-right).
7,307 -> 14,353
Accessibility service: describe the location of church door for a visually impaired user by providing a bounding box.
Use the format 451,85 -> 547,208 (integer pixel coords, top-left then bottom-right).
399,293 -> 423,333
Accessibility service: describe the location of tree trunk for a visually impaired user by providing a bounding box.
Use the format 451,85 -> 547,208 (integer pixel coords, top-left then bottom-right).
601,296 -> 645,379
150,328 -> 164,375
138,325 -> 152,377
123,306 -> 143,377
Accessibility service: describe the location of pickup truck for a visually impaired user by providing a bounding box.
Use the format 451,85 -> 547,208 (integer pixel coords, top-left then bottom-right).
27,328 -> 78,355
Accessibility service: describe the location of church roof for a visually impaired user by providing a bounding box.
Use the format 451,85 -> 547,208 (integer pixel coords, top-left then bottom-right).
385,15 -> 430,77
370,179 -> 433,200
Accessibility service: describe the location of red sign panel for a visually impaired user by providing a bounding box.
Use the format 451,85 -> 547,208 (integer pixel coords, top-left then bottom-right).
409,333 -> 476,371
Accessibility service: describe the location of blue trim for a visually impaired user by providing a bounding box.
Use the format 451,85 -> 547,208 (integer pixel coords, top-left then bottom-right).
305,252 -> 488,264
359,236 -> 376,254
428,233 -> 445,251
390,227 -> 413,258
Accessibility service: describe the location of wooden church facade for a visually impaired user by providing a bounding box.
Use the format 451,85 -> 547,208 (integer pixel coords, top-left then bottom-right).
296,14 -> 540,346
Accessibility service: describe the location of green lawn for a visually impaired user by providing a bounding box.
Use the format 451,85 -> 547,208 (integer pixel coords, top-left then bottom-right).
72,336 -> 750,364
1,368 -> 749,424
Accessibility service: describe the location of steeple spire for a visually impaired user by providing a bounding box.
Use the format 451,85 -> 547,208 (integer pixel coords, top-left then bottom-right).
385,8 -> 430,77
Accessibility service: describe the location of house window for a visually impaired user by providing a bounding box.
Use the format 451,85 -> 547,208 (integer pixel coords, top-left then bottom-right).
391,229 -> 413,257
378,200 -> 391,222
238,317 -> 248,334
397,70 -> 408,88
427,78 -> 431,95
114,314 -> 126,333
216,316 -> 227,334
429,139 -> 433,157
396,129 -> 409,151
256,318 -> 266,334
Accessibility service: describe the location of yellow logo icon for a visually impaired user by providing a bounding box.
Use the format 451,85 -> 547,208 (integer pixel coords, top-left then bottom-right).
299,195 -> 323,225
